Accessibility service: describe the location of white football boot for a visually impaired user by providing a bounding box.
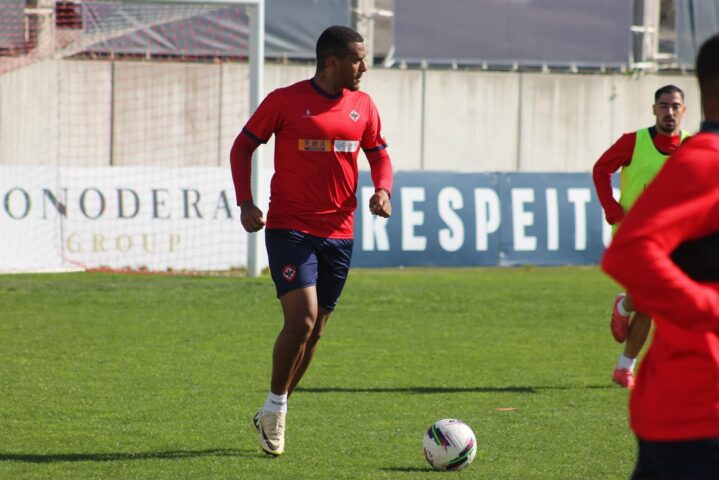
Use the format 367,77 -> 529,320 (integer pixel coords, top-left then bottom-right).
252,410 -> 261,433
258,410 -> 286,456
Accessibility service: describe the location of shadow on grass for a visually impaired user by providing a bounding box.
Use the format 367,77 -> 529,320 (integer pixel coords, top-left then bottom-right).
296,384 -> 614,394
0,448 -> 257,464
380,466 -> 433,472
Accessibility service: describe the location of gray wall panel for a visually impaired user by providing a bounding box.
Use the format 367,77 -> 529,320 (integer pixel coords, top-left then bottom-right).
112,62 -> 220,167
394,0 -> 633,67
518,74 -> 614,172
0,62 -> 59,166
0,60 -> 703,173
423,70 -> 519,172
0,0 -> 25,49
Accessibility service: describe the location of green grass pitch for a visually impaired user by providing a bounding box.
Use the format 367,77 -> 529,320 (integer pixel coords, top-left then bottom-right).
0,267 -> 636,479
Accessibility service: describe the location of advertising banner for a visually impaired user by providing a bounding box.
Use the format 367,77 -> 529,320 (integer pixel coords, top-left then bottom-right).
0,166 -> 254,272
0,167 -> 614,272
353,171 -> 612,267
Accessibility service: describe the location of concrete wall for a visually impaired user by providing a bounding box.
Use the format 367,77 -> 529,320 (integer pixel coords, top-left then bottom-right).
361,68 -> 424,171
516,72 -> 701,172
0,59 -> 703,172
422,70 -> 521,172
0,61 -> 59,166
112,62 -> 222,167
60,61 -> 112,166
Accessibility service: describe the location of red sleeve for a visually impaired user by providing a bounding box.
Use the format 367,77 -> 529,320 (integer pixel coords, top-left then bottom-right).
243,89 -> 283,145
593,132 -> 635,224
361,96 -> 392,195
229,90 -> 284,205
361,96 -> 388,152
229,132 -> 259,205
601,138 -> 719,332
366,149 -> 393,196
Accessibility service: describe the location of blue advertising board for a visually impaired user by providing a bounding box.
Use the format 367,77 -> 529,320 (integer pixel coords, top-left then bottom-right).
352,171 -> 614,267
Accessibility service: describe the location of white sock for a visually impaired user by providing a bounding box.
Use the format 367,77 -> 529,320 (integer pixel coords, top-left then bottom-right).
617,297 -> 632,317
263,392 -> 288,414
617,354 -> 636,371
617,297 -> 632,316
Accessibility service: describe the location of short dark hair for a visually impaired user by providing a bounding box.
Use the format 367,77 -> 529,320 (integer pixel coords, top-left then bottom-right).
696,33 -> 719,90
316,26 -> 364,71
654,84 -> 684,102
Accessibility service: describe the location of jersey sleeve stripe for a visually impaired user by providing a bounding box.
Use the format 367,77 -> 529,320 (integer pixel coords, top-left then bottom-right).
363,144 -> 388,153
242,127 -> 268,144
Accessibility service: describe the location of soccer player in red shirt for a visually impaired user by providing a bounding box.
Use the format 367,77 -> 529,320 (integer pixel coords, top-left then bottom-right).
230,26 -> 393,456
602,33 -> 719,479
593,85 -> 689,389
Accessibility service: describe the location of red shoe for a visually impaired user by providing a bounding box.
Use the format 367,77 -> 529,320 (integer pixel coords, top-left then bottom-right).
612,368 -> 635,389
611,294 -> 630,343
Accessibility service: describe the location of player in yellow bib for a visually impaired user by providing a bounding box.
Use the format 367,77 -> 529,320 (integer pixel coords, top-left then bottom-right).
617,128 -> 691,227
593,85 -> 690,388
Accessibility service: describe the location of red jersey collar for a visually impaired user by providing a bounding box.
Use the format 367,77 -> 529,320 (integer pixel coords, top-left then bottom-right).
308,78 -> 343,100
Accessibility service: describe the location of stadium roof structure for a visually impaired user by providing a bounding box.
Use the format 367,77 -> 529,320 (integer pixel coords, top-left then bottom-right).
72,0 -> 350,60
391,0 -> 635,71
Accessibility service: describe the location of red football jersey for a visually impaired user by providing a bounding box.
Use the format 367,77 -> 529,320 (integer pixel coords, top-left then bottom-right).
241,79 -> 390,238
602,127 -> 719,441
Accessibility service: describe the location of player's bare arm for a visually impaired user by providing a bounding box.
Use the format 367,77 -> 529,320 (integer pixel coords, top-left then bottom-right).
369,188 -> 391,218
239,201 -> 265,232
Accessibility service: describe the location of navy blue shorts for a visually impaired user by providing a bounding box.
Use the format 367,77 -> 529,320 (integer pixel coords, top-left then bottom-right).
265,229 -> 354,311
631,437 -> 719,480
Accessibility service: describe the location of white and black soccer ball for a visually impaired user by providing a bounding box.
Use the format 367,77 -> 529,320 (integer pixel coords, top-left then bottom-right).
423,418 -> 477,471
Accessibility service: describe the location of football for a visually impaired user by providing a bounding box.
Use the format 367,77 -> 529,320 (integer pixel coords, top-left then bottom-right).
423,418 -> 477,471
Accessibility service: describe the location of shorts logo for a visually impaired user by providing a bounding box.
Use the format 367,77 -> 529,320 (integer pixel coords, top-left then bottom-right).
334,140 -> 359,152
349,110 -> 360,122
281,264 -> 297,282
298,139 -> 332,151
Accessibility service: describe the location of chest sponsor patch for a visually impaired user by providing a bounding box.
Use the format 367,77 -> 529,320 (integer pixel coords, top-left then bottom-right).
298,139 -> 332,152
333,140 -> 360,153
298,139 -> 359,153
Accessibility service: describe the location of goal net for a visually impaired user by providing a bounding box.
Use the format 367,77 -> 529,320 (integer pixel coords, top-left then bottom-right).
0,0 -> 264,273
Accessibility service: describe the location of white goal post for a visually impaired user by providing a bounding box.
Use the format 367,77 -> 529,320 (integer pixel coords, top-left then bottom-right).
130,0 -> 265,276
134,0 -> 266,277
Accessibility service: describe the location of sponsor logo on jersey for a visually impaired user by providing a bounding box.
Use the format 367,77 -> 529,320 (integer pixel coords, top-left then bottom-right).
281,264 -> 297,282
349,110 -> 360,122
302,108 -> 312,118
334,140 -> 359,153
298,139 -> 332,152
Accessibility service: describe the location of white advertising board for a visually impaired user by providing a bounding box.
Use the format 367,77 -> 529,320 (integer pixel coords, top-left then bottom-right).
0,166 -> 268,272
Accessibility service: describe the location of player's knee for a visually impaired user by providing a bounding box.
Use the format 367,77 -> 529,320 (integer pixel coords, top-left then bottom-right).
309,313 -> 330,345
284,314 -> 315,342
307,329 -> 323,347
